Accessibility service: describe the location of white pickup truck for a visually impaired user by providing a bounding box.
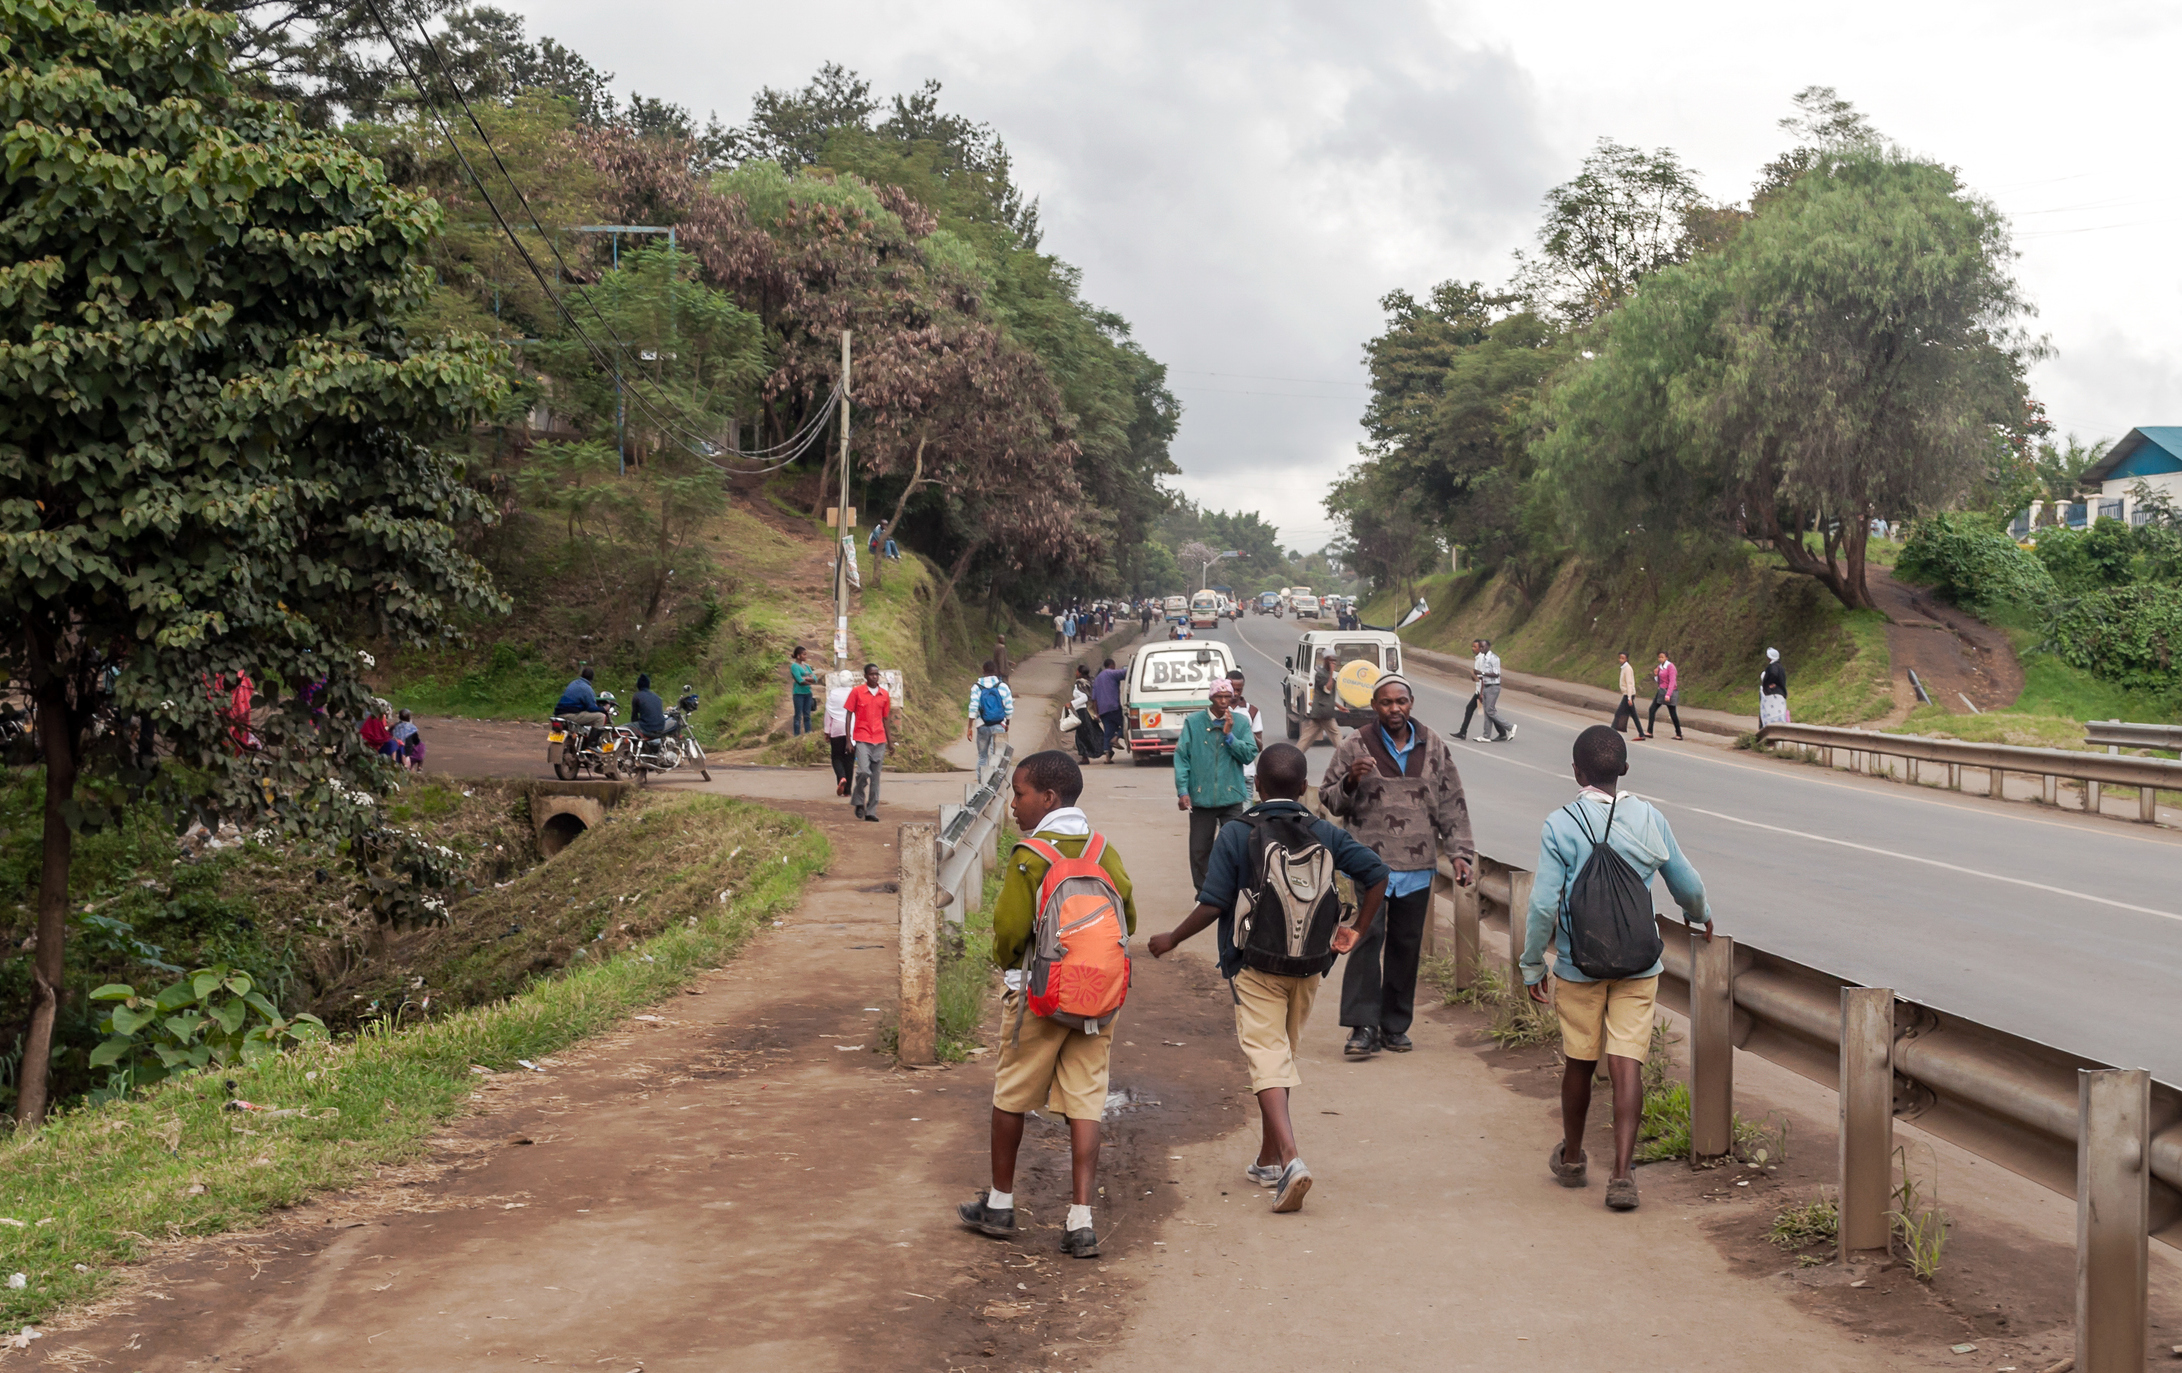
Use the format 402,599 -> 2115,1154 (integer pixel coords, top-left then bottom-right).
1280,628 -> 1403,734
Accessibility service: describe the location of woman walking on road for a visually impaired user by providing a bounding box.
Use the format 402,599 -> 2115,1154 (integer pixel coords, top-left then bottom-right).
1758,648 -> 1790,728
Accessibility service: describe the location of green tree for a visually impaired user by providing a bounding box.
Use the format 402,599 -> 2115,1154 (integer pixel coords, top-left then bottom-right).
1512,139 -> 1708,326
0,0 -> 506,1125
1539,148 -> 2034,611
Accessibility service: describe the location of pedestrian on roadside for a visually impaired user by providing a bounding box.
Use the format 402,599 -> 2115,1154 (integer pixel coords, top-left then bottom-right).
788,645 -> 817,736
1225,669 -> 1266,782
1147,742 -> 1389,1215
958,749 -> 1136,1260
994,635 -> 1011,683
1454,638 -> 1514,743
391,708 -> 424,771
1069,665 -> 1102,762
1759,648 -> 1791,728
1053,610 -> 1067,651
967,660 -> 1014,773
1524,725 -> 1713,1212
1610,652 -> 1650,741
823,670 -> 853,798
361,698 -> 395,757
1174,678 -> 1260,891
1319,675 -> 1473,1058
1092,657 -> 1127,764
1294,649 -> 1341,751
1648,651 -> 1684,741
844,663 -> 891,822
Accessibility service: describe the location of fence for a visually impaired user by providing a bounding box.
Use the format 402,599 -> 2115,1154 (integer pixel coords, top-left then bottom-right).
2085,719 -> 2182,754
1422,842 -> 2175,1368
1757,722 -> 2182,823
894,746 -> 1013,1064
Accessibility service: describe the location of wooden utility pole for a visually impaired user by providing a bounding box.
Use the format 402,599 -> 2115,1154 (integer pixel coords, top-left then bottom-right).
833,330 -> 852,668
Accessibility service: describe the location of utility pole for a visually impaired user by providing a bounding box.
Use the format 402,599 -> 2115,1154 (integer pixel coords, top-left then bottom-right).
833,330 -> 852,669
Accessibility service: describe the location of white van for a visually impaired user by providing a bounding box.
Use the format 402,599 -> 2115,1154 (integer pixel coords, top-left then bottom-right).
1281,629 -> 1403,733
1189,589 -> 1222,627
1123,639 -> 1237,762
1288,586 -> 1319,618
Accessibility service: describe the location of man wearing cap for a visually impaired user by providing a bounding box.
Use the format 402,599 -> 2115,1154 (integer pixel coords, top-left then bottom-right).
1174,677 -> 1260,892
1319,674 -> 1474,1058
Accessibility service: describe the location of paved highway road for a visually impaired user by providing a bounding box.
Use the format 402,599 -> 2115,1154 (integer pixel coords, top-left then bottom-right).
1196,615 -> 2182,1083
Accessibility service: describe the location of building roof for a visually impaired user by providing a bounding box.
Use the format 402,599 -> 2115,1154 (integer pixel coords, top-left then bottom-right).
2083,427 -> 2182,486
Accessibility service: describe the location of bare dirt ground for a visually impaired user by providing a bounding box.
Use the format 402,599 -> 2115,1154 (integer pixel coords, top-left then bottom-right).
1869,568 -> 2025,717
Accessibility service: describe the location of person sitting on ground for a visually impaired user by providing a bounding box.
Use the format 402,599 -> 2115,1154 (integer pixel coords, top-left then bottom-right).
390,709 -> 423,771
1148,742 -> 1388,1214
556,667 -> 606,742
360,699 -> 394,756
630,673 -> 667,738
959,750 -> 1136,1259
1522,725 -> 1713,1213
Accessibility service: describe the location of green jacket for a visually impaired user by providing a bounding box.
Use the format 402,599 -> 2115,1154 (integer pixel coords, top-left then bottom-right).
1173,707 -> 1259,809
991,828 -> 1138,970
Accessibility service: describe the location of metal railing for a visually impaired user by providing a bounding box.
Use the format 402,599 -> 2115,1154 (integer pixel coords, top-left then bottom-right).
1757,722 -> 2181,823
895,747 -> 1013,1064
1422,841 -> 2175,1365
2085,719 -> 2182,753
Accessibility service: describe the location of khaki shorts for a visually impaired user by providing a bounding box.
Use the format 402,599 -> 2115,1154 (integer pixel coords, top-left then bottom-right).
1553,974 -> 1659,1062
992,990 -> 1115,1121
1232,966 -> 1318,1093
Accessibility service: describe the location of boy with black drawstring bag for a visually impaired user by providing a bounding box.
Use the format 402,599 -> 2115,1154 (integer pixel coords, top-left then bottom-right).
1149,742 -> 1388,1214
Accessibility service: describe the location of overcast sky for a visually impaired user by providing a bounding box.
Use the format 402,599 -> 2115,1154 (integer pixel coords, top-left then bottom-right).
507,0 -> 2182,551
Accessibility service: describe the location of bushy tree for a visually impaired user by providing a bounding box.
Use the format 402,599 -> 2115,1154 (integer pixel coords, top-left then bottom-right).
0,0 -> 506,1124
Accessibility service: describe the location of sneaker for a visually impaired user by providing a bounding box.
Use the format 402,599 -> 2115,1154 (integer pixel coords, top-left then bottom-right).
1380,1031 -> 1413,1052
862,812 -> 880,822
1062,1226 -> 1100,1259
1605,1176 -> 1640,1211
957,1191 -> 1017,1238
1272,1159 -> 1313,1213
1343,1026 -> 1379,1058
1496,723 -> 1517,742
1245,1162 -> 1282,1188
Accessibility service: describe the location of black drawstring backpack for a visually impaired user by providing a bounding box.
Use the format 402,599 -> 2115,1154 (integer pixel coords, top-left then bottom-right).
1558,797 -> 1664,980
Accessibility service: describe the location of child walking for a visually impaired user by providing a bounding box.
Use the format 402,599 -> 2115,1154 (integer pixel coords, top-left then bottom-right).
1521,725 -> 1713,1211
1148,743 -> 1388,1213
959,750 -> 1136,1258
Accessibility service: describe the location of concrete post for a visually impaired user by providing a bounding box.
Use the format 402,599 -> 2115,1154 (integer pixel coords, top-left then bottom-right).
2088,780 -> 2103,815
1505,870 -> 1534,989
1947,762 -> 1961,791
2044,775 -> 2058,806
1451,877 -> 1480,993
1986,767 -> 2001,799
2140,787 -> 2156,824
897,821 -> 939,1064
2076,1068 -> 2149,1373
1690,933 -> 1735,1160
1839,987 -> 1895,1256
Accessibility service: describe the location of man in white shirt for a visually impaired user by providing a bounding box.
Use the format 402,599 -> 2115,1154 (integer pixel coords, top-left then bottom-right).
1453,638 -> 1515,743
1225,670 -> 1267,779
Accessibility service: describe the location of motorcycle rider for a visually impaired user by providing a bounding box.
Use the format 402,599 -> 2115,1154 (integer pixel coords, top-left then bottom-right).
630,673 -> 668,748
557,667 -> 607,743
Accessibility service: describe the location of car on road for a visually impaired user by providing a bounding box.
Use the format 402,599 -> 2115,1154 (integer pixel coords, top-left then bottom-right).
1123,639 -> 1237,763
1281,628 -> 1403,734
1189,589 -> 1222,627
1256,591 -> 1281,615
1288,586 -> 1318,618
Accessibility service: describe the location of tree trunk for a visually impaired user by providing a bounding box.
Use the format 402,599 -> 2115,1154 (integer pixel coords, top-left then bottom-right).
18,674 -> 77,1128
934,537 -> 985,620
1762,502 -> 1873,612
871,438 -> 928,592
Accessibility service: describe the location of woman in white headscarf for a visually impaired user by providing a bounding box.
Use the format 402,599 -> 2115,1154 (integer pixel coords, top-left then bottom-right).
1758,648 -> 1790,727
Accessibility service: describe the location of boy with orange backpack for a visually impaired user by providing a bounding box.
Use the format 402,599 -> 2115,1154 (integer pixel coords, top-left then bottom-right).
958,750 -> 1136,1259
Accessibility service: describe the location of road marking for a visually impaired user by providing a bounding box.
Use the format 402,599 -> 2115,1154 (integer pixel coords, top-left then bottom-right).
1675,804 -> 2182,923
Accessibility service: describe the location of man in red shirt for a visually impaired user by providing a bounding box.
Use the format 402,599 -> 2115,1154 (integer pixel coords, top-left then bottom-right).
844,662 -> 893,821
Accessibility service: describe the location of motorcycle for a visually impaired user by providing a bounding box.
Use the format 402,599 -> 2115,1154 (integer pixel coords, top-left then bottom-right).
547,692 -> 624,779
629,686 -> 710,783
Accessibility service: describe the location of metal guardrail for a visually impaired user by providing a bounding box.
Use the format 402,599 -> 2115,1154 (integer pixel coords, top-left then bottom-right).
1757,722 -> 2180,823
935,747 -> 1013,915
2085,719 -> 2182,753
895,747 -> 1013,1065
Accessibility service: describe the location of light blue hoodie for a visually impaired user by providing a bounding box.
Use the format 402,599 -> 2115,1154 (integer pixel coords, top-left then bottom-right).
1521,788 -> 1711,986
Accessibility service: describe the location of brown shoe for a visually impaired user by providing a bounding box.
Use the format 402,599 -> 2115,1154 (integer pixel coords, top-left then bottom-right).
1605,1177 -> 1639,1211
1549,1141 -> 1588,1187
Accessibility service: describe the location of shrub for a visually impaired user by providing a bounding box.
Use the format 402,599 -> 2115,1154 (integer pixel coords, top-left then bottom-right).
1898,513 -> 2056,618
2044,585 -> 2182,699
2031,522 -> 2142,596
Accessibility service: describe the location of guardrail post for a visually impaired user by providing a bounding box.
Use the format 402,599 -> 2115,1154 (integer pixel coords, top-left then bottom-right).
1504,869 -> 1533,989
897,821 -> 939,1064
2087,780 -> 2102,815
1839,987 -> 1895,1256
1986,766 -> 2001,799
1690,933 -> 1735,1160
1451,876 -> 1479,992
2139,786 -> 2156,824
2043,774 -> 2057,806
1947,762 -> 1961,790
2076,1068 -> 2149,1373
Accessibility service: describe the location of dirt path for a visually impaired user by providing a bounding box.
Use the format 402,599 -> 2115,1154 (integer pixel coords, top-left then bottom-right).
1869,568 -> 2024,717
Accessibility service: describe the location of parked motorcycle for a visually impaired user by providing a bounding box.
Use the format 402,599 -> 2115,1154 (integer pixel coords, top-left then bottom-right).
630,685 -> 710,783
547,692 -> 624,779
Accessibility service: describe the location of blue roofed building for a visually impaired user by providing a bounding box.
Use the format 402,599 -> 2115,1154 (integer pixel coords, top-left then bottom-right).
2081,427 -> 2182,524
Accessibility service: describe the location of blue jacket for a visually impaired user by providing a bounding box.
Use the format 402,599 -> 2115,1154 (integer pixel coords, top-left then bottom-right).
630,688 -> 666,735
556,677 -> 599,713
1521,789 -> 1711,985
1172,707 -> 1259,808
1197,800 -> 1390,977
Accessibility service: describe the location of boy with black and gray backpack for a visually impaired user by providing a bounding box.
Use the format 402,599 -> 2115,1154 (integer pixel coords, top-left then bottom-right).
1520,725 -> 1713,1212
1149,742 -> 1388,1213
958,750 -> 1136,1259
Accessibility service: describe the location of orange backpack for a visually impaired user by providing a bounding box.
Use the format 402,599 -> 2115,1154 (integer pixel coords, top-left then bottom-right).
1014,834 -> 1131,1035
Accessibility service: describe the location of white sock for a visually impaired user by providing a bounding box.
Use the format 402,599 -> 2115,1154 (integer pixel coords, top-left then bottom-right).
987,1189 -> 1013,1211
1067,1204 -> 1093,1232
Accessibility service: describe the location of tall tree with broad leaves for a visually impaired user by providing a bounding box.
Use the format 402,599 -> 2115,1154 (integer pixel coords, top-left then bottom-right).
0,0 -> 507,1125
1512,138 -> 1708,326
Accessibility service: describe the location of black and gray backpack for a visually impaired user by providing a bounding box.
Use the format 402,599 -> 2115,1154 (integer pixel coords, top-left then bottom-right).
1235,809 -> 1352,978
1558,797 -> 1664,980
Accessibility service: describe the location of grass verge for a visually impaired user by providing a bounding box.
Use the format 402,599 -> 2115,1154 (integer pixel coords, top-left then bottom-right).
0,796 -> 827,1330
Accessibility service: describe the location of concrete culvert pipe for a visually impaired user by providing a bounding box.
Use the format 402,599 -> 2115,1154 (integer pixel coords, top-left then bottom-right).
538,810 -> 589,856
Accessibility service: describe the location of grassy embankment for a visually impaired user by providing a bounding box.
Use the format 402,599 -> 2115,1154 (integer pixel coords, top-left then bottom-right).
0,787 -> 826,1329
378,477 -> 1037,768
1362,551 -> 1893,725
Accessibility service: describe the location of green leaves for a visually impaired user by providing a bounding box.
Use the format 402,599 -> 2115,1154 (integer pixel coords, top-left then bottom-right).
86,963 -> 329,1098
